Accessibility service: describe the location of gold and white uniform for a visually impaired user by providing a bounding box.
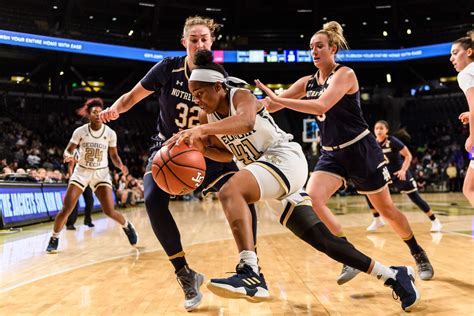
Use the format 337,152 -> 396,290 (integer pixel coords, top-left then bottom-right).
69,123 -> 117,191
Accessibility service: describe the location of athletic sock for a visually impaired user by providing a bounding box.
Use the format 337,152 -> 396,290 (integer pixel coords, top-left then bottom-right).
403,234 -> 422,254
370,261 -> 397,282
240,250 -> 259,275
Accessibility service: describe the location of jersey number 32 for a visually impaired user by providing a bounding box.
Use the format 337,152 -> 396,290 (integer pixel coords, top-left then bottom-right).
175,103 -> 200,129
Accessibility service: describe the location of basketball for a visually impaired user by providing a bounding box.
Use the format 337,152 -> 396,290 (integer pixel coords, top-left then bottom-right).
151,142 -> 206,195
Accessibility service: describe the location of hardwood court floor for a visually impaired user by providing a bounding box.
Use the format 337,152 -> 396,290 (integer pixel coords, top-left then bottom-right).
1,193 -> 473,315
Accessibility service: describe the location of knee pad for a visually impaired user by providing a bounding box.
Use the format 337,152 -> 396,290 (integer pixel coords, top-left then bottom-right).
280,190 -> 321,237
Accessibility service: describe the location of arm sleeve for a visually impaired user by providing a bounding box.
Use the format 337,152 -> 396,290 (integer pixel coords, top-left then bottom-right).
69,127 -> 82,145
140,57 -> 173,91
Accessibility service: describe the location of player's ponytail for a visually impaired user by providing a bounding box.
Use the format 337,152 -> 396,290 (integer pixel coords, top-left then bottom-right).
194,49 -> 214,67
193,49 -> 227,76
316,21 -> 349,52
376,120 -> 411,141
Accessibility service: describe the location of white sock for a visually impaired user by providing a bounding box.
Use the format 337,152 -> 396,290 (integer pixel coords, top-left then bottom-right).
370,261 -> 397,282
240,250 -> 259,275
122,220 -> 129,228
52,232 -> 60,238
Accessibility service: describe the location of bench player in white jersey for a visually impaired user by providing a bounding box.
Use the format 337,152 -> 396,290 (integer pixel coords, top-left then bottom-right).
46,98 -> 138,253
452,30 -> 474,206
167,49 -> 420,312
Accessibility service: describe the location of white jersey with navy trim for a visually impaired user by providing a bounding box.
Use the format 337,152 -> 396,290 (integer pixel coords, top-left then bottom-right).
70,123 -> 117,169
206,88 -> 293,166
458,61 -> 474,93
207,88 -> 307,199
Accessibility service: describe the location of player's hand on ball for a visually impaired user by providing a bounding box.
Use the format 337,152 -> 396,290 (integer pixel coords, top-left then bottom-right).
99,107 -> 120,122
176,126 -> 204,147
459,111 -> 470,124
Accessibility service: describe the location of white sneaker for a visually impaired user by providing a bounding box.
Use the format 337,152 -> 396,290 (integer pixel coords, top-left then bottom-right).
367,217 -> 385,232
430,218 -> 442,232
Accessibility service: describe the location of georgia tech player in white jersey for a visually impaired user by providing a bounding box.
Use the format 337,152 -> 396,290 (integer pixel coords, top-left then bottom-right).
46,98 -> 138,253
166,49 -> 421,312
452,30 -> 474,206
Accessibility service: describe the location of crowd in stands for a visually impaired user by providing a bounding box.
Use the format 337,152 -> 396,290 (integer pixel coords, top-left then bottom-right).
0,93 -> 470,195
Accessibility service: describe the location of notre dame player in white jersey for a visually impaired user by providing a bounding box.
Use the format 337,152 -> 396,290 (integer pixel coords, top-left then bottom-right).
166,49 -> 420,312
46,98 -> 138,253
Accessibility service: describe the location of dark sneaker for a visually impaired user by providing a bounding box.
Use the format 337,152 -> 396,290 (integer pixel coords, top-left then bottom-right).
122,222 -> 138,246
84,222 -> 95,227
337,264 -> 361,285
207,260 -> 270,302
66,225 -> 76,230
176,265 -> 205,311
46,237 -> 59,253
412,249 -> 434,280
384,266 -> 420,312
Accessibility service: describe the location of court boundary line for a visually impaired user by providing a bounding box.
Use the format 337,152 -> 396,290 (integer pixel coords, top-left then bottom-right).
0,230 -> 287,294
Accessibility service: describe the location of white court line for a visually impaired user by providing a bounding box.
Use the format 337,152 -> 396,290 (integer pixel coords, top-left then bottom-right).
0,231 -> 284,294
3,218 -> 472,293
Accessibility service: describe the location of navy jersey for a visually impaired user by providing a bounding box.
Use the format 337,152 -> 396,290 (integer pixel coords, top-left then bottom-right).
140,56 -> 199,140
305,65 -> 368,147
379,135 -> 405,172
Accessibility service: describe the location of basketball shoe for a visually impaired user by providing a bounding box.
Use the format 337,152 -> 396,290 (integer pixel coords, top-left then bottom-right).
384,266 -> 420,312
430,218 -> 442,232
122,221 -> 138,246
176,265 -> 204,311
412,249 -> 434,280
207,260 -> 270,302
46,236 -> 59,253
337,264 -> 361,285
367,217 -> 385,232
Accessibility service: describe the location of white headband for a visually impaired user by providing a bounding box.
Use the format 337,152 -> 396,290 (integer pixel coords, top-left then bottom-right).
189,68 -> 248,85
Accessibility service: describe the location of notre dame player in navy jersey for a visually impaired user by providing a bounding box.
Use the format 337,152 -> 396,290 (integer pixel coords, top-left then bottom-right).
365,120 -> 442,233
99,16 -> 257,312
256,21 -> 434,284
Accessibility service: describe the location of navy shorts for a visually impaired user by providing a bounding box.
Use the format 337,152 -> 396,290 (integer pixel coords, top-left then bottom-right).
314,135 -> 392,194
390,169 -> 418,193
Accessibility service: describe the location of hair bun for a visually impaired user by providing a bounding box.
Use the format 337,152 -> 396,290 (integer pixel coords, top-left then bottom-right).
323,21 -> 343,35
194,49 -> 214,66
468,30 -> 474,41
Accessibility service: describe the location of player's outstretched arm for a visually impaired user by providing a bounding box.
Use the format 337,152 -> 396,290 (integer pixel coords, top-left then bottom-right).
99,82 -> 153,122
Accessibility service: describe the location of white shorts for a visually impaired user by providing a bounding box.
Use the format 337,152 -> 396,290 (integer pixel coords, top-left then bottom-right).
245,141 -> 308,200
470,160 -> 474,169
70,166 -> 112,192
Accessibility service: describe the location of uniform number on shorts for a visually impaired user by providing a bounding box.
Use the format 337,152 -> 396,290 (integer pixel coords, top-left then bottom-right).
85,148 -> 103,162
382,166 -> 391,182
175,103 -> 200,128
228,139 -> 262,165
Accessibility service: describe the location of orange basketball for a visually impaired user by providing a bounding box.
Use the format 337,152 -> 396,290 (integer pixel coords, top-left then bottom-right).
152,142 -> 206,195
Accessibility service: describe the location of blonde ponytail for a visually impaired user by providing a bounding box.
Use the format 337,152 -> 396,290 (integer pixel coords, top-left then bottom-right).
315,21 -> 349,52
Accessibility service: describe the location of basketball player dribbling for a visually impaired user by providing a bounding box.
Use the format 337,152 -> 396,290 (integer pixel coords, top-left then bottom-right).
365,120 -> 442,232
46,98 -> 138,253
168,49 -> 421,312
256,21 -> 434,284
99,16 -> 258,311
452,31 -> 474,206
